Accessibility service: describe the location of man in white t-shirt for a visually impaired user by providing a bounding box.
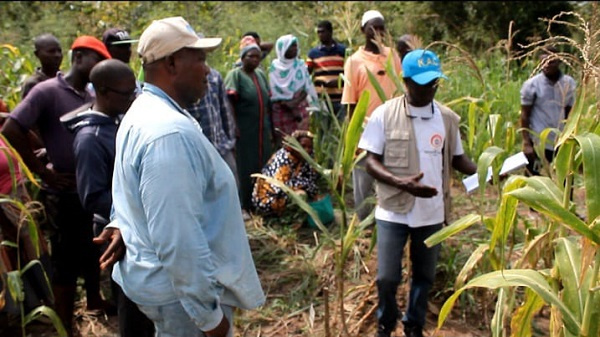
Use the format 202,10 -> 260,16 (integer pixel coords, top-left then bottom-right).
358,49 -> 477,337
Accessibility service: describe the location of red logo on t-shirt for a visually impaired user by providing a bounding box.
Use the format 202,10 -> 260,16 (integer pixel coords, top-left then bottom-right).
430,134 -> 443,149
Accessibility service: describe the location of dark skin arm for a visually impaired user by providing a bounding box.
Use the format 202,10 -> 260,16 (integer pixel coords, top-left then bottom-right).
283,91 -> 308,109
260,41 -> 274,55
365,152 -> 438,198
452,153 -> 477,175
226,94 -> 240,139
520,104 -> 535,164
1,118 -> 74,190
366,151 -> 477,197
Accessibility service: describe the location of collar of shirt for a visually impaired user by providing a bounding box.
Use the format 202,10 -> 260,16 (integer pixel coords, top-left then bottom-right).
56,71 -> 93,99
143,83 -> 202,132
319,41 -> 338,50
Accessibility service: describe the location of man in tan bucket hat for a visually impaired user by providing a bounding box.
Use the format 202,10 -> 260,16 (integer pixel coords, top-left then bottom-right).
102,16 -> 265,337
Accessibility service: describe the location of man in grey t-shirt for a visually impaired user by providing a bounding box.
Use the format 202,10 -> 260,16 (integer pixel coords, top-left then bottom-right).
520,46 -> 576,175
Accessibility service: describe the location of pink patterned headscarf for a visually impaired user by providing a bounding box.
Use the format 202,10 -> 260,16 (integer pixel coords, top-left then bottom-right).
240,35 -> 257,49
240,36 -> 260,59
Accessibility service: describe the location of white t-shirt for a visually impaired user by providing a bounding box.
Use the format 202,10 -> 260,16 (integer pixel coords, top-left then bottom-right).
358,102 -> 464,227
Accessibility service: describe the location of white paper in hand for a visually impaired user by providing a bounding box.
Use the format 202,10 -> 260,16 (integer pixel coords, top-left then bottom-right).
462,152 -> 529,193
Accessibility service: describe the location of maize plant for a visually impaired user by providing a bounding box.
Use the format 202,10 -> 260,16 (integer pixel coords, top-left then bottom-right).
425,10 -> 600,337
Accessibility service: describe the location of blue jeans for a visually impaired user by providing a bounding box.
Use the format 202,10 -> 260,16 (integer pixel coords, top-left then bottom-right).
375,220 -> 442,333
137,301 -> 233,337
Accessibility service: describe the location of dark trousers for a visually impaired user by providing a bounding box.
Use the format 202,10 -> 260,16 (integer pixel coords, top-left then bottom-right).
44,191 -> 97,289
114,281 -> 155,337
526,148 -> 555,176
375,220 -> 442,333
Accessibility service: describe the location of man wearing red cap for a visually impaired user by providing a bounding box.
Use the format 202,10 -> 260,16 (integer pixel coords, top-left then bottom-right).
1,35 -> 112,336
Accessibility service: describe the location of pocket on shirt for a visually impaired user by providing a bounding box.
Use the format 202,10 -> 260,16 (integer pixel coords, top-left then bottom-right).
384,130 -> 410,168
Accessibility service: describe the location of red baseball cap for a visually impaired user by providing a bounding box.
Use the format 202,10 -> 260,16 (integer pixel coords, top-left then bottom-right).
71,35 -> 112,60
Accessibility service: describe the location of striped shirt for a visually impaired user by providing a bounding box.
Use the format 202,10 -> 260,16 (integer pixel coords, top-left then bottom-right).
188,68 -> 236,155
307,42 -> 346,103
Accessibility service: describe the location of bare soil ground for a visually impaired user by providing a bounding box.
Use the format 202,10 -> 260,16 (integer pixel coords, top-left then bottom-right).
2,179 -> 577,337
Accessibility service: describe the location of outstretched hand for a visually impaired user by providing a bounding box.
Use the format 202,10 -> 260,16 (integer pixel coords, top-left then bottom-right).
93,228 -> 125,270
398,172 -> 438,198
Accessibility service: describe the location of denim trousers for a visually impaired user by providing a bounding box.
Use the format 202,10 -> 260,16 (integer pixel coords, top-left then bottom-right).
375,219 -> 442,333
137,301 -> 234,337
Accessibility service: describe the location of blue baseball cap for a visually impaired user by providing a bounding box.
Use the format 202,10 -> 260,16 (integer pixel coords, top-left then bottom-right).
402,49 -> 447,85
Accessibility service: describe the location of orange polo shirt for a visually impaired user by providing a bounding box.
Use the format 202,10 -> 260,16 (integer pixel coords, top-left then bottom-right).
341,46 -> 402,121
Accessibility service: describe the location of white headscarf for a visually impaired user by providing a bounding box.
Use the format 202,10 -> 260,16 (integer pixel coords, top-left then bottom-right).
269,34 -> 318,103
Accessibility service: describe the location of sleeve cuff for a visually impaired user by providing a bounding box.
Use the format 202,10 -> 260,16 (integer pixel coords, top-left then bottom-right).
105,222 -> 119,229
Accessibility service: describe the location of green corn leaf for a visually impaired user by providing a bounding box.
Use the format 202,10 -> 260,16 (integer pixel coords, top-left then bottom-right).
554,139 -> 576,190
1,240 -> 18,248
537,127 -> 559,174
574,133 -> 600,221
505,121 -> 516,154
443,96 -> 480,110
365,68 -> 388,104
26,214 -> 41,258
507,177 -> 600,245
455,243 -> 489,289
488,114 -> 503,146
7,270 -> 23,303
24,305 -> 68,337
384,52 -> 404,96
555,95 -> 583,148
476,146 -> 505,199
341,90 -> 369,180
436,269 -> 580,335
510,288 -> 545,337
467,101 -> 477,152
491,287 -> 506,337
490,175 -> 526,252
555,237 -> 584,320
424,213 -> 480,247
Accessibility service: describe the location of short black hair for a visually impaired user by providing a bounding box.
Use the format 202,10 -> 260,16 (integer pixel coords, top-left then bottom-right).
317,20 -> 333,32
243,31 -> 260,40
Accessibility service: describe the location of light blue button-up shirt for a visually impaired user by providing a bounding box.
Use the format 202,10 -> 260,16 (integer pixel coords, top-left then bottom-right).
111,83 -> 265,331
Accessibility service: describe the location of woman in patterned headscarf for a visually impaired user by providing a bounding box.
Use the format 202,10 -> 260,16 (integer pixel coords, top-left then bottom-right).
269,35 -> 319,147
